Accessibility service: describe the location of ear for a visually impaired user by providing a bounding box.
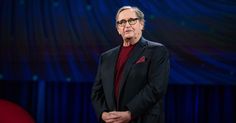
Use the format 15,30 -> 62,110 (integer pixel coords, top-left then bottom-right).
140,20 -> 144,30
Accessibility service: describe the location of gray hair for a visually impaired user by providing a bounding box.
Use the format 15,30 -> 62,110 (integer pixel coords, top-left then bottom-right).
116,6 -> 145,26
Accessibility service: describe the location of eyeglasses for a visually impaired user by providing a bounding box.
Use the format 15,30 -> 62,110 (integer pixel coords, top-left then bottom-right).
116,18 -> 140,27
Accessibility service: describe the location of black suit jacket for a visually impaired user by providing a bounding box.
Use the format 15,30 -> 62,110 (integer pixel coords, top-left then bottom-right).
91,37 -> 170,123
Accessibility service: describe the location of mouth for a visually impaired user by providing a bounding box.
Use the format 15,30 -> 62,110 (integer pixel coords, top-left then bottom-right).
125,30 -> 133,33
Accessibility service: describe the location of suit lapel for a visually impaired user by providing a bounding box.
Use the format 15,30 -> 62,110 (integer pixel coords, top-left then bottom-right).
118,38 -> 147,101
108,46 -> 120,108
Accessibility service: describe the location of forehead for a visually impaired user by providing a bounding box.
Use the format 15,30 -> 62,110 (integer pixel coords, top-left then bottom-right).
117,9 -> 137,20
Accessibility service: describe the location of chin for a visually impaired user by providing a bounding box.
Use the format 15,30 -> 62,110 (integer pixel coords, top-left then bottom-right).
124,37 -> 134,42
124,35 -> 133,39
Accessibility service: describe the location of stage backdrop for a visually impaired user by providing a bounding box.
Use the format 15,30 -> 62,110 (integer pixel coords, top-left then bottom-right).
0,0 -> 235,123
0,0 -> 235,84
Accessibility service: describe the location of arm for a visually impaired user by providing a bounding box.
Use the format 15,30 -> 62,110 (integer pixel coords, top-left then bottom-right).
91,56 -> 108,121
126,46 -> 170,118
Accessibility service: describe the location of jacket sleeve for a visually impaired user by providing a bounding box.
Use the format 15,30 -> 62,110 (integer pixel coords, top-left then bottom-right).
126,45 -> 170,118
91,56 -> 108,122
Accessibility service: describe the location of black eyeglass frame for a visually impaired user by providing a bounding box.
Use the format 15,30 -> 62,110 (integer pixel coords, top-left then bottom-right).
116,18 -> 140,27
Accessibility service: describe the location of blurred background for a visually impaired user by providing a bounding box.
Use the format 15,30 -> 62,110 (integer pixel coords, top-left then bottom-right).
0,0 -> 235,123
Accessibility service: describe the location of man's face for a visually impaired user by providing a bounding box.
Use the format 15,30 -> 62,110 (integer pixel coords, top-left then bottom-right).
116,9 -> 144,41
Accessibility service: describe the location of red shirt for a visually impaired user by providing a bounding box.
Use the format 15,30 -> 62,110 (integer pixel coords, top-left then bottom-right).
114,44 -> 135,103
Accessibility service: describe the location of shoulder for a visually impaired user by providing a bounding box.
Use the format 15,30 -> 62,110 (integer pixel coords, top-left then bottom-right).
142,38 -> 170,61
100,46 -> 120,57
143,38 -> 168,53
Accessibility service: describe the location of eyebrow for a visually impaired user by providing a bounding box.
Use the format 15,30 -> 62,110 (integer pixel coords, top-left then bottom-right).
118,17 -> 138,21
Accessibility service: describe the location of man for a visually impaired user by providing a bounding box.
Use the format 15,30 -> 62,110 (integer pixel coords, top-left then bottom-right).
91,6 -> 169,123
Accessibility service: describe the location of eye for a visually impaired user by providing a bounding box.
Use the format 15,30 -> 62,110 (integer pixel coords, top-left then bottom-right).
128,18 -> 136,22
119,20 -> 126,24
128,18 -> 138,24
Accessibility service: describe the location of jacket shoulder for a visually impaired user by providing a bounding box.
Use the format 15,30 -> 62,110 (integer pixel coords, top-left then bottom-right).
101,46 -> 119,57
143,39 -> 169,58
144,39 -> 163,46
144,39 -> 167,50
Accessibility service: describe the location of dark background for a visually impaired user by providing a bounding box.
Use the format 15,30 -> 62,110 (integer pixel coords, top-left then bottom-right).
0,0 -> 235,123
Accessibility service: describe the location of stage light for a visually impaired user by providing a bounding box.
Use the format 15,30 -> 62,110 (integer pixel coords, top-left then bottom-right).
32,75 -> 38,81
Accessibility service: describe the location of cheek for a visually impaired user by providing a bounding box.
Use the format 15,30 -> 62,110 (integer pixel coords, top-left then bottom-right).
117,28 -> 122,34
134,28 -> 141,34
120,27 -> 125,33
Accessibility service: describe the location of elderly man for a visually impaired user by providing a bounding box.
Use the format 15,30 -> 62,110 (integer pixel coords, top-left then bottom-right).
91,6 -> 169,123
